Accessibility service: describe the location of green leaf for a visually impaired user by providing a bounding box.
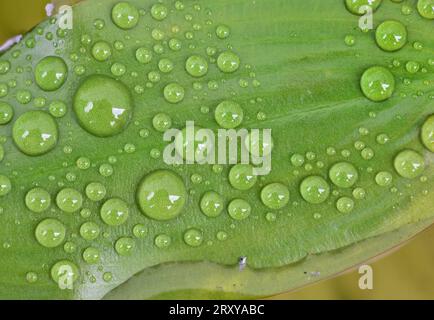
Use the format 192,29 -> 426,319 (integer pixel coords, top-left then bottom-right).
0,0 -> 433,299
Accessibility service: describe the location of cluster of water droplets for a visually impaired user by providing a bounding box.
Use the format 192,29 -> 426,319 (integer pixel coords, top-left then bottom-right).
0,0 -> 432,290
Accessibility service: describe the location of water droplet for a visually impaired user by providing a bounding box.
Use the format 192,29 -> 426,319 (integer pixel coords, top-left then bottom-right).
111,62 -> 126,76
299,176 -> 330,204
34,56 -> 68,91
329,162 -> 358,188
344,34 -> 356,46
228,199 -> 251,220
80,208 -> 92,218
353,187 -> 366,199
0,83 -> 8,98
0,102 -> 14,124
152,113 -> 172,132
115,237 -> 135,256
83,247 -> 100,264
361,147 -> 375,160
217,51 -> 240,73
260,183 -> 289,209
133,224 -> 147,238
169,38 -> 182,51
100,198 -> 129,226
375,20 -> 407,52
229,164 -> 257,190
12,111 -> 58,156
421,115 -> 434,152
164,83 -> 185,103
0,60 -> 11,74
200,191 -> 224,217
216,231 -> 228,241
103,272 -> 113,282
35,218 -> 66,248
360,66 -> 395,102
137,170 -> 187,220
214,100 -> 243,129
135,47 -> 152,64
376,133 -> 390,145
406,61 -> 420,74
155,234 -> 171,248
158,58 -> 174,73
184,228 -> 203,247
74,75 -> 133,137
417,0 -> 434,19
76,157 -> 91,170
25,187 -> 51,213
56,188 -> 83,213
336,197 -> 355,213
48,100 -> 67,118
290,154 -> 305,167
394,149 -> 425,179
51,260 -> 79,287
26,272 -> 38,283
216,25 -> 230,39
92,41 -> 112,62
111,2 -> 139,29
63,241 -> 76,253
375,171 -> 393,186
345,0 -> 382,15
185,55 -> 208,77
85,182 -> 106,201
80,222 -> 100,240
151,3 -> 168,20
0,175 -> 12,196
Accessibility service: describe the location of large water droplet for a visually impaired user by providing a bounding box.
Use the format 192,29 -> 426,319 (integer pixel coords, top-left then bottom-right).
360,66 -> 395,102
35,218 -> 66,248
25,187 -> 51,213
79,222 -> 100,240
51,260 -> 79,286
375,20 -> 407,52
115,237 -> 135,256
214,100 -> 243,129
394,149 -> 425,179
299,176 -> 330,204
137,170 -> 187,221
184,228 -> 203,247
260,183 -> 290,209
34,56 -> 68,91
185,55 -> 208,77
336,197 -> 355,213
92,41 -> 112,62
74,75 -> 133,137
151,3 -> 168,20
217,51 -> 240,73
328,162 -> 358,188
228,199 -> 251,220
85,182 -> 106,201
100,198 -> 129,226
12,111 -> 58,156
375,171 -> 393,186
228,164 -> 257,191
155,234 -> 171,248
111,2 -> 139,29
56,188 -> 83,213
200,191 -> 224,217
83,247 -> 100,264
417,0 -> 434,19
163,83 -> 185,104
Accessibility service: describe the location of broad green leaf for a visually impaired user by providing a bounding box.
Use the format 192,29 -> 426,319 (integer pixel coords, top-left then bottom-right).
0,0 -> 433,299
